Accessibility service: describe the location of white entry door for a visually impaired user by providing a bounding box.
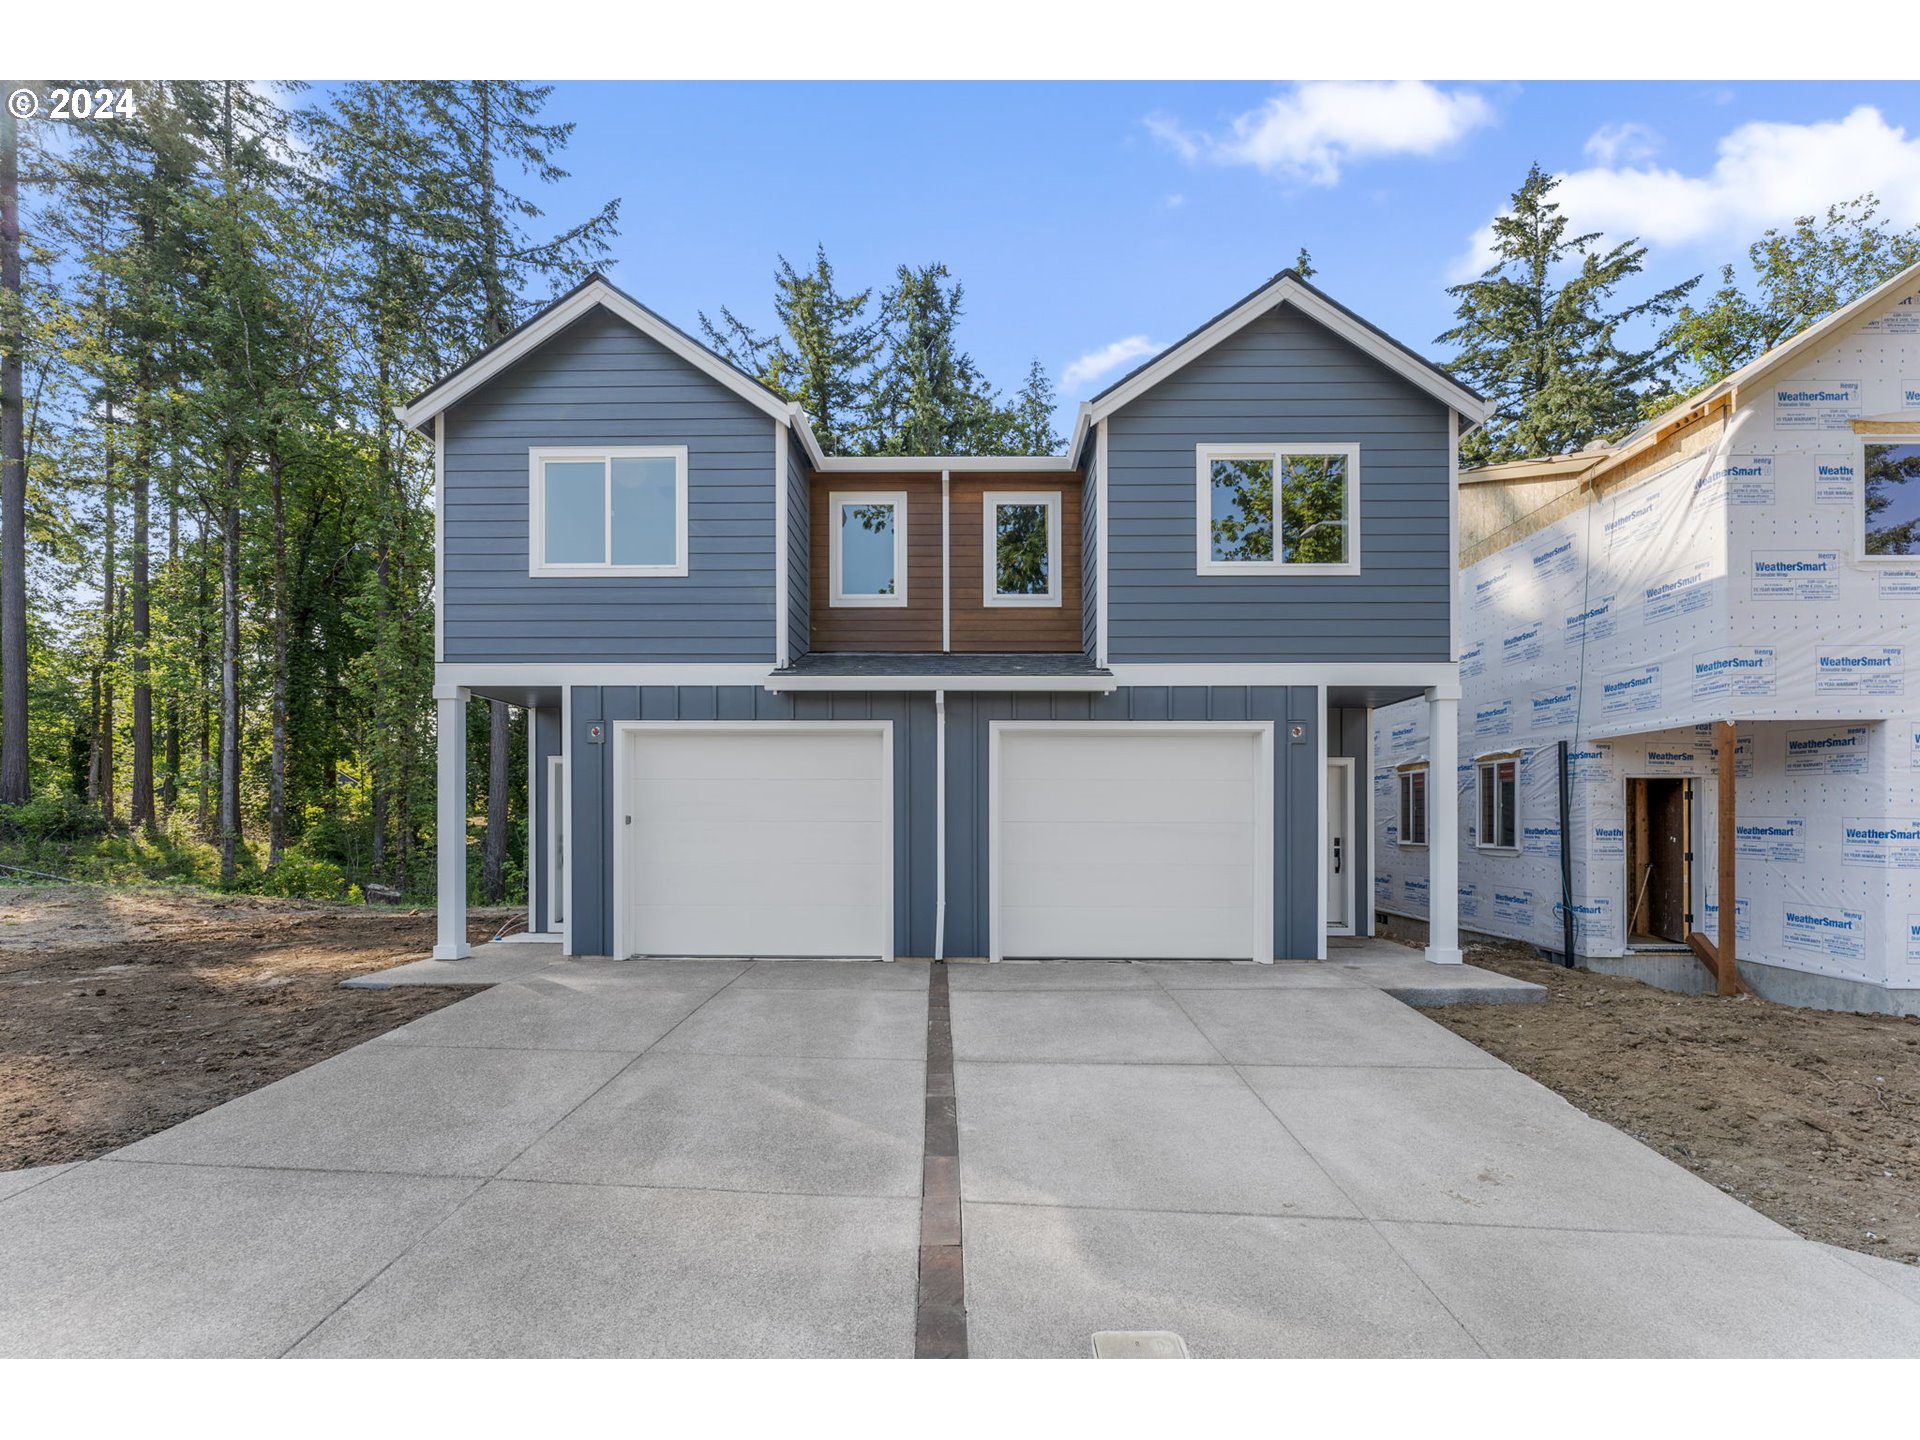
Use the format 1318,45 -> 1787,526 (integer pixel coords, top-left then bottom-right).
1326,757 -> 1353,935
992,723 -> 1273,962
617,723 -> 892,960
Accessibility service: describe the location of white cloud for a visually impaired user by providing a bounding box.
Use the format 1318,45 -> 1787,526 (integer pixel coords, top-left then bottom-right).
1148,81 -> 1494,187
1062,335 -> 1161,393
1451,105 -> 1920,280
1584,121 -> 1659,166
1165,192 -> 1185,209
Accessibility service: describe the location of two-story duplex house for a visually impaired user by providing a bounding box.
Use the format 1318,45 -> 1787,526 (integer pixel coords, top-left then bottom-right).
403,269 -> 1486,968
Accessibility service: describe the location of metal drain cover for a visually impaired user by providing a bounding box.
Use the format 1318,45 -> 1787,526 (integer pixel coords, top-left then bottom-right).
1091,1330 -> 1190,1359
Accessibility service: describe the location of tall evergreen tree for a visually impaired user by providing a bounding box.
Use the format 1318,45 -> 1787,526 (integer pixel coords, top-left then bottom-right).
1,95 -> 27,804
1438,163 -> 1697,466
861,263 -> 1006,456
1663,195 -> 1920,391
1005,359 -> 1063,456
700,246 -> 881,452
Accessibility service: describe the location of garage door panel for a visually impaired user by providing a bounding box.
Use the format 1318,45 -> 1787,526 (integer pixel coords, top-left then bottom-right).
1000,904 -> 1249,960
628,857 -> 883,910
633,777 -> 883,825
998,778 -> 1251,826
996,727 -> 1265,962
631,903 -> 885,959
628,731 -> 880,781
997,854 -> 1255,911
999,818 -> 1253,869
623,728 -> 887,959
1000,731 -> 1252,784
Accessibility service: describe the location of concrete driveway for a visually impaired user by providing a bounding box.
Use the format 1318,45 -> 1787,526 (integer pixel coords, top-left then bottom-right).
1,946 -> 1917,1357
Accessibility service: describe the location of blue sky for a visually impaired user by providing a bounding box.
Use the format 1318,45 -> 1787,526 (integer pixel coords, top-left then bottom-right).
450,81 -> 1920,427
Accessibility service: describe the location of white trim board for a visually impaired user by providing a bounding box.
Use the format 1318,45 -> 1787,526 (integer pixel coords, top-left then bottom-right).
438,663 -> 774,690
608,719 -> 895,963
986,720 -> 1276,964
774,420 -> 790,668
814,454 -> 1079,474
1108,663 -> 1460,694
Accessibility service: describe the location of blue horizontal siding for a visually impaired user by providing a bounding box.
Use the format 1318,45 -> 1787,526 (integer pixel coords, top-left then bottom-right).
1106,304 -> 1454,663
441,307 -> 778,664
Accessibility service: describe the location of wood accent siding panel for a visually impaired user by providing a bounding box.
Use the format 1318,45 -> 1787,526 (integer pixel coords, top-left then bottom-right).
949,475 -> 1084,653
808,476 -> 943,652
441,308 -> 777,663
1105,304 -> 1453,663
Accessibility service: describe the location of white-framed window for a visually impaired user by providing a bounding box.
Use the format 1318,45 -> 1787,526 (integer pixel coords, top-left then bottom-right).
1476,755 -> 1519,850
983,490 -> 1062,607
1860,435 -> 1920,560
1396,764 -> 1428,847
830,490 -> 909,607
1196,442 -> 1360,576
528,446 -> 688,578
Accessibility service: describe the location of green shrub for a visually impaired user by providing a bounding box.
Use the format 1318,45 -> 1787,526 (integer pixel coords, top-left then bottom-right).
260,848 -> 348,902
0,793 -> 110,844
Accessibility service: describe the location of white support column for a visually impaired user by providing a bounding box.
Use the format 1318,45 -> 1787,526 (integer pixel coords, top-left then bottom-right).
434,683 -> 472,960
1425,686 -> 1462,965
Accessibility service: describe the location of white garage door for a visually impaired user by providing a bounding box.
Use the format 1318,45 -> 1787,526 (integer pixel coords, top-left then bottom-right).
620,725 -> 890,959
994,725 -> 1270,961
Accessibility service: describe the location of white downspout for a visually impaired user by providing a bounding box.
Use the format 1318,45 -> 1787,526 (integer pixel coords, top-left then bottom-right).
934,689 -> 947,961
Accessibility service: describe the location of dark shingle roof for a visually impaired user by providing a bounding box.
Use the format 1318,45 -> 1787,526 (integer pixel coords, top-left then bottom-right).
773,653 -> 1111,679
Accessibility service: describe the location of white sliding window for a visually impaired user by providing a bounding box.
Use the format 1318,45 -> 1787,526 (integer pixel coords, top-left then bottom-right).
529,446 -> 688,577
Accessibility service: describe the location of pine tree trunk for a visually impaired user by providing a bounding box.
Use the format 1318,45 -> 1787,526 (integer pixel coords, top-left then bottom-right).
267,452 -> 288,867
483,699 -> 509,902
129,214 -> 157,831
97,403 -> 117,826
161,473 -> 178,815
195,526 -> 211,833
218,453 -> 242,884
0,104 -> 28,806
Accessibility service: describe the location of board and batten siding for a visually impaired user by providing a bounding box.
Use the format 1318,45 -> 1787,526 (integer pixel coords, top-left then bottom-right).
940,687 -> 1323,960
1105,304 -> 1454,662
565,685 -> 940,958
440,307 -> 779,663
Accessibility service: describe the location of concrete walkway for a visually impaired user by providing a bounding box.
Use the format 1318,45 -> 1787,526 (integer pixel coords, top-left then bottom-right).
1,946 -> 1916,1357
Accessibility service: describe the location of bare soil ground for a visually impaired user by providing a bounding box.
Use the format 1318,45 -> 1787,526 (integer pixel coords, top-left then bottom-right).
0,885 -> 516,1170
1427,940 -> 1920,1264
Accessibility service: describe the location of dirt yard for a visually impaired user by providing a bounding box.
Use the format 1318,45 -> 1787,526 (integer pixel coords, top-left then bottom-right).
1427,941 -> 1920,1264
0,884 -> 515,1170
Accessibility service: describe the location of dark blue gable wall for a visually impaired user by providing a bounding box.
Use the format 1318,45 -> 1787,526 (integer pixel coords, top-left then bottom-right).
441,307 -> 778,663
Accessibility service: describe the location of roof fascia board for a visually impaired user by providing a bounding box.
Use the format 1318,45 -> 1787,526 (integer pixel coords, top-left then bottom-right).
1084,277 -> 1488,428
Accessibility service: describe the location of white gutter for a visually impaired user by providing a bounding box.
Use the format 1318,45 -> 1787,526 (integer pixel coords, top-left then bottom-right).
934,689 -> 947,962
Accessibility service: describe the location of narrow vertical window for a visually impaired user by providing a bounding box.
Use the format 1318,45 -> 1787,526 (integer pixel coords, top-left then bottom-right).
1398,766 -> 1428,846
983,491 -> 1061,607
830,491 -> 909,607
1863,439 -> 1920,556
1476,757 -> 1519,850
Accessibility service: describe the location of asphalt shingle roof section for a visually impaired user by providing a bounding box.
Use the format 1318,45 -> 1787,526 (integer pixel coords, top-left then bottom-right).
773,653 -> 1111,678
